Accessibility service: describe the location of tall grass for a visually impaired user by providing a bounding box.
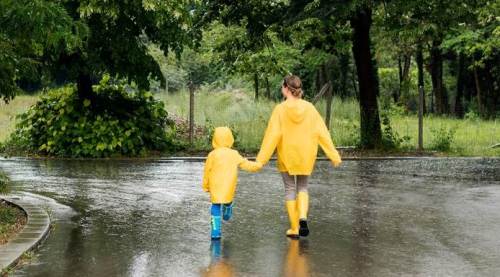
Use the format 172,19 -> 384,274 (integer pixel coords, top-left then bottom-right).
158,89 -> 500,156
0,91 -> 498,156
0,95 -> 38,142
390,115 -> 500,156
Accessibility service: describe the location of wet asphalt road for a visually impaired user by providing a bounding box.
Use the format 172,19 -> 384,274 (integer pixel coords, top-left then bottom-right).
1,158 -> 499,276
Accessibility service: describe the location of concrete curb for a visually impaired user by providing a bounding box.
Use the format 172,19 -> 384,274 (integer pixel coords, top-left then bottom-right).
0,195 -> 51,273
154,156 -> 499,162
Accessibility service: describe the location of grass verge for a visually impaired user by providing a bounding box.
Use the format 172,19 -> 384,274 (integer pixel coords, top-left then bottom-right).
1,91 -> 499,156
0,200 -> 27,245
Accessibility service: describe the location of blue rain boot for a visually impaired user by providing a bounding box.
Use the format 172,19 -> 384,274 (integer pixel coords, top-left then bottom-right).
211,204 -> 222,240
222,202 -> 233,221
210,240 -> 222,260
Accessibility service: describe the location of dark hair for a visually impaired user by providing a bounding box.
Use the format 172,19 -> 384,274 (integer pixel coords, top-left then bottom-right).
283,75 -> 303,98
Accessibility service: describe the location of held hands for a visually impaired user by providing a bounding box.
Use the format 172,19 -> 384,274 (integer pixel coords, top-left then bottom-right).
239,159 -> 263,173
332,158 -> 342,167
250,161 -> 263,172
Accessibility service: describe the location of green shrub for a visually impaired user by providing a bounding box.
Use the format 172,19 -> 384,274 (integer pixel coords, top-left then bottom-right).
380,113 -> 411,150
430,126 -> 456,152
8,76 -> 176,157
0,172 -> 9,194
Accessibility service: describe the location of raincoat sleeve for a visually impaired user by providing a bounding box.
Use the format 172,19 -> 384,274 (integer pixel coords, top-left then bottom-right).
238,155 -> 262,173
256,106 -> 282,165
202,153 -> 213,192
315,110 -> 342,167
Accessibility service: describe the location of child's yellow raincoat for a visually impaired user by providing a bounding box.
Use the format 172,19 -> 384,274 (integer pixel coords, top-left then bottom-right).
256,98 -> 341,175
202,127 -> 261,203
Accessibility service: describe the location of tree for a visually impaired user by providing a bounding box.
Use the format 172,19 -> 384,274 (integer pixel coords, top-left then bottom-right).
201,0 -> 384,148
442,0 -> 500,118
60,0 -> 195,102
0,0 -> 85,103
350,4 -> 383,148
286,0 -> 384,148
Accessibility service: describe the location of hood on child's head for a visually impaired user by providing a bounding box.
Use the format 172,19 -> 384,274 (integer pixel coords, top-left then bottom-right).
212,127 -> 234,149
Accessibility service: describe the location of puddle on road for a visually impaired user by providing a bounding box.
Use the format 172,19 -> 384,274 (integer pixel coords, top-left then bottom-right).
1,158 -> 499,276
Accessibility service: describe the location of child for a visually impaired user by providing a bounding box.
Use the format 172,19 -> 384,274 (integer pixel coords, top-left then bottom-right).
202,127 -> 261,240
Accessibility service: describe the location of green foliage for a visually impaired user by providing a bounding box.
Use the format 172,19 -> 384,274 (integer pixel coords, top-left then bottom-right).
378,68 -> 399,102
8,77 -> 175,157
430,126 -> 456,151
442,1 -> 499,68
0,0 -> 86,102
464,110 -> 480,121
0,171 -> 10,194
380,113 -> 410,149
67,0 -> 195,92
0,203 -> 21,225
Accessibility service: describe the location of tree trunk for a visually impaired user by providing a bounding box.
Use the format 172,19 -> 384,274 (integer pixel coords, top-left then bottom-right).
351,65 -> 359,99
317,65 -> 327,94
350,6 -> 382,149
429,40 -> 448,114
77,73 -> 93,101
325,83 -> 333,129
454,53 -> 465,118
416,44 -> 426,114
339,53 -> 350,98
189,82 -> 195,144
473,66 -> 483,117
483,60 -> 497,117
254,73 -> 259,100
396,55 -> 402,103
265,76 -> 271,99
401,54 -> 411,100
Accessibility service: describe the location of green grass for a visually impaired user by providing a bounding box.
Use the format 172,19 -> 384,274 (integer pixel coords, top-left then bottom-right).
0,91 -> 498,156
389,115 -> 500,156
0,171 -> 9,194
158,89 -> 500,156
0,95 -> 38,142
0,200 -> 26,244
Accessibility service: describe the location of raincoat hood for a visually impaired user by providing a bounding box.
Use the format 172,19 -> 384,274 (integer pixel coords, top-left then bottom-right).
203,127 -> 261,203
212,127 -> 234,149
283,99 -> 307,123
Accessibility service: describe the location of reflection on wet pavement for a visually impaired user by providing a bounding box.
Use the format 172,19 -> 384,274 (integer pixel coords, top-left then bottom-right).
0,158 -> 499,276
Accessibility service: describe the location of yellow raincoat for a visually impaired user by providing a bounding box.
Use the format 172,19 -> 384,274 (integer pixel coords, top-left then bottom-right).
256,98 -> 341,175
202,127 -> 261,203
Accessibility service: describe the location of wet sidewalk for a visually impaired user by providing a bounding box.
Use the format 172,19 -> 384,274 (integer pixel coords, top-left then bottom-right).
0,158 -> 499,276
0,194 -> 50,272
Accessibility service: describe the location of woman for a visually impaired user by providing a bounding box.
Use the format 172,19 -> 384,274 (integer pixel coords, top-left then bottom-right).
256,75 -> 342,238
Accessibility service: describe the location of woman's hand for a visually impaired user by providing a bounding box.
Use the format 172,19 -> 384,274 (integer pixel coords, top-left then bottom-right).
332,158 -> 342,167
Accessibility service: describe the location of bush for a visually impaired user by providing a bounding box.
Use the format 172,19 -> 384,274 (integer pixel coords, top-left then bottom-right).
430,126 -> 456,152
0,171 -> 10,194
380,113 -> 410,150
7,76 -> 176,157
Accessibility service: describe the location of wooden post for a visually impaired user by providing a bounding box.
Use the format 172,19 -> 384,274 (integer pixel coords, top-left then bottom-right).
418,85 -> 424,151
325,84 -> 333,129
189,82 -> 194,145
254,73 -> 259,100
474,67 -> 483,117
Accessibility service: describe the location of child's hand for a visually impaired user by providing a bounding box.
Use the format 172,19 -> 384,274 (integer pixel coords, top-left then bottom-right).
240,160 -> 262,172
255,161 -> 263,172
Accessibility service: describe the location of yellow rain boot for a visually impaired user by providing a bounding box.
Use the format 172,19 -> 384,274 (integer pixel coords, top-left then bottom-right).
286,200 -> 299,239
297,192 -> 309,237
